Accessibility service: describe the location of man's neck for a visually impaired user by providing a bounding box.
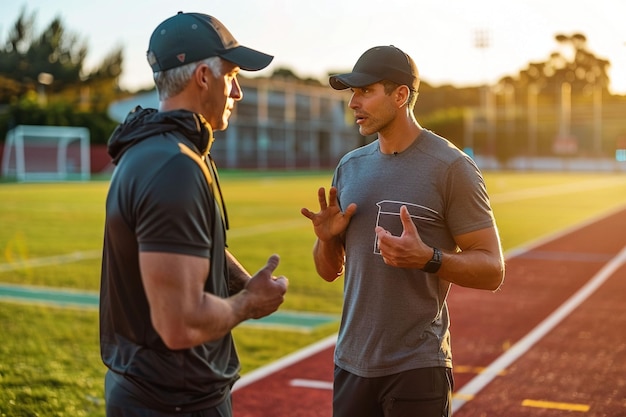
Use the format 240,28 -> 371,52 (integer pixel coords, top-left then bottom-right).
378,118 -> 423,155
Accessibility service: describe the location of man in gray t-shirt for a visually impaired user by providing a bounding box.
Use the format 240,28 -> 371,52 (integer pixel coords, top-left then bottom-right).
302,45 -> 505,417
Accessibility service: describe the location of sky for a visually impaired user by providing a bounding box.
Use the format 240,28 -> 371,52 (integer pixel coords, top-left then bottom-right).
2,0 -> 626,94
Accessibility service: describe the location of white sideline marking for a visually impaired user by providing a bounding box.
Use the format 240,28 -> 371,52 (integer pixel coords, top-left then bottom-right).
504,203 -> 626,260
490,177 -> 626,204
451,245 -> 626,414
3,178 -> 625,273
0,220 -> 305,273
290,379 -> 333,390
0,250 -> 101,272
233,333 -> 337,391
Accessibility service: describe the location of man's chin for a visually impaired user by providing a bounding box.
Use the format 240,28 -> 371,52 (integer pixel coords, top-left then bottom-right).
213,120 -> 229,132
359,126 -> 374,136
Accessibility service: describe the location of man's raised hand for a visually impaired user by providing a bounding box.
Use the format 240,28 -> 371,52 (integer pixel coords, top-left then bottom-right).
301,187 -> 356,242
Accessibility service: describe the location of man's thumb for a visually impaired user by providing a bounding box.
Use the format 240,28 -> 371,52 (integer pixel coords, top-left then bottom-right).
400,206 -> 417,234
262,254 -> 280,275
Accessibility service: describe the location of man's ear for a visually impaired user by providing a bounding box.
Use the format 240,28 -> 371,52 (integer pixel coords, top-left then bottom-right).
395,85 -> 410,108
194,64 -> 212,89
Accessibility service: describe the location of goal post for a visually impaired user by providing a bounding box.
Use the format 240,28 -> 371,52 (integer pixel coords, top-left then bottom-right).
2,125 -> 91,182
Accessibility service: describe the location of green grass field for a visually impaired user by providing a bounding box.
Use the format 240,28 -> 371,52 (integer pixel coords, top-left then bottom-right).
1,170 -> 626,416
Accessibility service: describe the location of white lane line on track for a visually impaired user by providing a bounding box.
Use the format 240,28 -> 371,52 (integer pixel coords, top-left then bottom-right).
290,379 -> 333,390
233,333 -> 337,392
451,245 -> 626,414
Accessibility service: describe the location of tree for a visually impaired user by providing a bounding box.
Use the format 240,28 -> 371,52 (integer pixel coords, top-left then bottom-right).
0,9 -> 86,100
495,33 -> 614,158
79,47 -> 124,112
512,33 -> 610,97
0,7 -> 123,108
0,8 -> 124,145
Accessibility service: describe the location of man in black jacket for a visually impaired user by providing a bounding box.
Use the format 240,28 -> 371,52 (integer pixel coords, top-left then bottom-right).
100,12 -> 288,417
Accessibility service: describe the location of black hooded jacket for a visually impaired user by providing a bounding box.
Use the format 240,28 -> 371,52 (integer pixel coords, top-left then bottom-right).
100,107 -> 236,412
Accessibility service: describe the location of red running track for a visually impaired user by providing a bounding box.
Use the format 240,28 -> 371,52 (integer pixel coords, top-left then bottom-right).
232,206 -> 626,416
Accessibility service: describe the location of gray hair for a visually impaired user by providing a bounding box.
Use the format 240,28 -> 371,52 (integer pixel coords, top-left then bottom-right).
153,56 -> 223,100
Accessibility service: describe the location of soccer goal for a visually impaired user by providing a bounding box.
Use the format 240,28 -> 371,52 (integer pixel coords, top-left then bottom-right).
1,125 -> 91,182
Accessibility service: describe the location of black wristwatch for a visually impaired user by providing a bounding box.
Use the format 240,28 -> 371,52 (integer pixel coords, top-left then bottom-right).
422,247 -> 442,273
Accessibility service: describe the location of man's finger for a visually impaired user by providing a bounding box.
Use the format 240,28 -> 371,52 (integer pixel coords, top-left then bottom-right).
344,202 -> 357,219
318,187 -> 328,209
300,207 -> 314,219
273,276 -> 289,292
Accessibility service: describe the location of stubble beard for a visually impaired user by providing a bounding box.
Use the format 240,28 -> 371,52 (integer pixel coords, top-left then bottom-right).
358,116 -> 388,137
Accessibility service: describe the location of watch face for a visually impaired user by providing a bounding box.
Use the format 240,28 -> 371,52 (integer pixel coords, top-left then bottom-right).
423,248 -> 442,273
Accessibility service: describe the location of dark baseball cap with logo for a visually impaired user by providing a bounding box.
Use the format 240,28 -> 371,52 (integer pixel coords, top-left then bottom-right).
329,45 -> 419,91
147,12 -> 274,72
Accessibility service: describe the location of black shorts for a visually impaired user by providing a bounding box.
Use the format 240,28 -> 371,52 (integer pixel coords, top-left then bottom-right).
333,366 -> 454,417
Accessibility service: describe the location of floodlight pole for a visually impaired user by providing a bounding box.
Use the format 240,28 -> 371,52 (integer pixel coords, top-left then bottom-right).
474,29 -> 495,158
527,84 -> 538,157
558,81 -> 571,140
591,74 -> 602,155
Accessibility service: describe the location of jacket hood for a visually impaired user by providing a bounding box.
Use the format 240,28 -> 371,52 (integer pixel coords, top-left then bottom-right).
107,106 -> 214,164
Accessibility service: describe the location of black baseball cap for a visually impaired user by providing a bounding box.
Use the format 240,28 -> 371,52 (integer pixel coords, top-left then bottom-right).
147,12 -> 274,72
329,45 -> 419,91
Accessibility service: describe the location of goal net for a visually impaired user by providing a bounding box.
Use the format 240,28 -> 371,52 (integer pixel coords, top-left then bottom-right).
2,125 -> 91,182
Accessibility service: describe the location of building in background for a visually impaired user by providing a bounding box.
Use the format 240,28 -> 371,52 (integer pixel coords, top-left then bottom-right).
109,76 -> 365,170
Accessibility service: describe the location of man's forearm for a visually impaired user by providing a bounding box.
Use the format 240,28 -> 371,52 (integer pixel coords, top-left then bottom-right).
437,248 -> 505,291
226,250 -> 250,294
313,238 -> 345,282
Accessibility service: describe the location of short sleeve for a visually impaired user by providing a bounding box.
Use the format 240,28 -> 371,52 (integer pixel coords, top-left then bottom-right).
136,153 -> 213,258
444,156 -> 495,236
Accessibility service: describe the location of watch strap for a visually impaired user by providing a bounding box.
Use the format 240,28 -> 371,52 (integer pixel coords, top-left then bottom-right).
422,247 -> 442,273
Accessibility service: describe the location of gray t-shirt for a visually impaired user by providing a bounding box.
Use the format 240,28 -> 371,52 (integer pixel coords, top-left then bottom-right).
333,129 -> 495,378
